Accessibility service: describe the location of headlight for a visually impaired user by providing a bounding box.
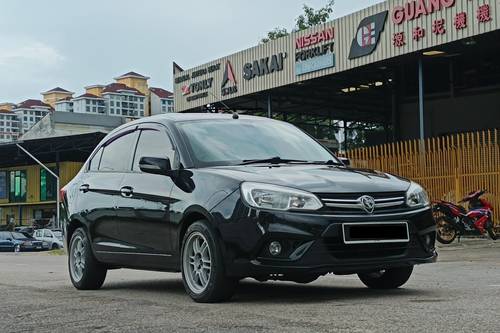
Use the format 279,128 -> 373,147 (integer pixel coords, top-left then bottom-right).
240,182 -> 323,211
406,182 -> 430,207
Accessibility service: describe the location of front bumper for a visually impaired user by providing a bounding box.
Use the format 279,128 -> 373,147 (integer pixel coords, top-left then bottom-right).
212,192 -> 437,278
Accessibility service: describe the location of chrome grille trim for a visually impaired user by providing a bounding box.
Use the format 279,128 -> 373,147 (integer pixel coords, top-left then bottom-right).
321,195 -> 406,210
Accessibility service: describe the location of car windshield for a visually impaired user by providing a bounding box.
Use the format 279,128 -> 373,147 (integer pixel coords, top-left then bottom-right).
11,232 -> 27,240
178,119 -> 338,167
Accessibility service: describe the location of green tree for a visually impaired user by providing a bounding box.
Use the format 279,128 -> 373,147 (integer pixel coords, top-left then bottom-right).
261,1 -> 335,43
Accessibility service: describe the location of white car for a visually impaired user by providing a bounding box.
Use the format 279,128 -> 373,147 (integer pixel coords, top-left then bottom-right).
33,229 -> 64,250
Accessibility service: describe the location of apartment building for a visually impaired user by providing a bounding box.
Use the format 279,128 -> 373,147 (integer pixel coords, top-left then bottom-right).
150,87 -> 174,115
54,97 -> 73,113
41,87 -> 74,108
0,71 -> 173,142
72,93 -> 106,114
13,99 -> 53,135
0,109 -> 20,143
102,83 -> 146,117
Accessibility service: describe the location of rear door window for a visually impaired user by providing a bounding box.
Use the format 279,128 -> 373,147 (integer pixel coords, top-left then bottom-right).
88,148 -> 103,171
99,131 -> 139,172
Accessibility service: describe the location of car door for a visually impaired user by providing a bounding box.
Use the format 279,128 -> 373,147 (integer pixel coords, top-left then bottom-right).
77,128 -> 139,261
43,230 -> 54,246
0,232 -> 13,251
114,124 -> 176,266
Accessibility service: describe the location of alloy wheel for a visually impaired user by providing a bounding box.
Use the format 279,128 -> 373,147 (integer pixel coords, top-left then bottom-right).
183,232 -> 212,294
70,235 -> 86,282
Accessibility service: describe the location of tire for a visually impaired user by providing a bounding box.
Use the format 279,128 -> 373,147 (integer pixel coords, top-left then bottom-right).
181,220 -> 236,303
358,266 -> 414,289
486,221 -> 498,240
68,228 -> 107,290
51,243 -> 59,250
435,216 -> 457,244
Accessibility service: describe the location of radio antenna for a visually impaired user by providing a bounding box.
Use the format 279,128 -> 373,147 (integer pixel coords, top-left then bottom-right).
208,92 -> 239,119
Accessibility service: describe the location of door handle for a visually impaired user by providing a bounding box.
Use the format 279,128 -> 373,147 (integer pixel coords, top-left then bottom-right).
120,186 -> 134,198
79,184 -> 90,193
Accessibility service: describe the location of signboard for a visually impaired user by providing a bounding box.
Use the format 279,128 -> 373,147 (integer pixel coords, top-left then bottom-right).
174,0 -> 499,112
296,52 -> 335,75
349,11 -> 388,60
295,27 -> 335,75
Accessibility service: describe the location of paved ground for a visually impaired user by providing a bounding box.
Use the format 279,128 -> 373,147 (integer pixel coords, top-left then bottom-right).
1,239 -> 499,333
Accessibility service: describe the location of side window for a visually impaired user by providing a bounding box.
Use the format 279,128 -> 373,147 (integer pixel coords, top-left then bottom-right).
133,129 -> 174,172
88,148 -> 103,171
99,131 -> 139,172
43,230 -> 53,238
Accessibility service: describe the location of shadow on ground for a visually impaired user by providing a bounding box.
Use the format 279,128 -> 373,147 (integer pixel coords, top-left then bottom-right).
101,277 -> 435,304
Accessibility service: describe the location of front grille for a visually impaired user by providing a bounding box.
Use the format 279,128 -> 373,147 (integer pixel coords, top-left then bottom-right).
316,192 -> 407,215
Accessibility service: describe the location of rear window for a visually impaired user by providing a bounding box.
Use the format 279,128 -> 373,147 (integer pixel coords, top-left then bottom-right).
99,131 -> 139,172
11,232 -> 26,240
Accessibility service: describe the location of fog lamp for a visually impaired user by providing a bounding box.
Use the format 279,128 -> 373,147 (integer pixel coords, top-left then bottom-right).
269,241 -> 282,256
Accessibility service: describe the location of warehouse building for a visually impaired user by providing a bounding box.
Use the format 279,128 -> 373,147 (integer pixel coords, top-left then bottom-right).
173,0 -> 500,149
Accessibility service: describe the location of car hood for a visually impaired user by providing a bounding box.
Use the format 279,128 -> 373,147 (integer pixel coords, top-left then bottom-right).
205,164 -> 411,194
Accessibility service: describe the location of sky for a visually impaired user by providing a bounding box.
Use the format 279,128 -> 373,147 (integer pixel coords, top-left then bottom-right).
0,0 -> 383,103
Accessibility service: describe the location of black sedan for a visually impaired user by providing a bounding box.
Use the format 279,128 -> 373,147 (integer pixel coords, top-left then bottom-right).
0,231 -> 44,252
62,114 -> 437,302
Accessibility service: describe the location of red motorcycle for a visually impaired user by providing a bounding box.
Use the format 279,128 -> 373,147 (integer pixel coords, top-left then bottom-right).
433,190 -> 497,244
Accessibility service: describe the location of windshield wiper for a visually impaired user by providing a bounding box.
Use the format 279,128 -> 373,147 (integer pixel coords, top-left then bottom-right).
239,156 -> 308,165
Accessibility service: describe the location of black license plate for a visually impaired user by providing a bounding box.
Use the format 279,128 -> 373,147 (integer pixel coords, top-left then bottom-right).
342,222 -> 409,244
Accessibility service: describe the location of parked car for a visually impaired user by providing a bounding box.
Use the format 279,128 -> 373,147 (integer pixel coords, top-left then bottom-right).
62,114 -> 437,302
14,227 -> 35,236
33,229 -> 64,250
0,231 -> 44,252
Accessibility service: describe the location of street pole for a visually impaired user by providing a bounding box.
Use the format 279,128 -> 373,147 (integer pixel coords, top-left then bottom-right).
418,58 -> 426,168
418,58 -> 425,141
16,144 -> 60,230
267,94 -> 272,118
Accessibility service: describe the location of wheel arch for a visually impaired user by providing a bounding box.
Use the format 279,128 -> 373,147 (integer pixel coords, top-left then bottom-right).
178,206 -> 216,252
66,217 -> 88,248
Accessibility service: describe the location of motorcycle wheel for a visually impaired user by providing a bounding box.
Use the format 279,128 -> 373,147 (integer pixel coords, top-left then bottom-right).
436,216 -> 457,244
486,222 -> 498,241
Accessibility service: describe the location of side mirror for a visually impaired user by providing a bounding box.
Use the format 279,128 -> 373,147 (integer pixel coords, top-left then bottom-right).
339,157 -> 351,166
139,156 -> 172,176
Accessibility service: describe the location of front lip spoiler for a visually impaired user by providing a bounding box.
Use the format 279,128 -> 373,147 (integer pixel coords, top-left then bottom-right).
227,253 -> 438,277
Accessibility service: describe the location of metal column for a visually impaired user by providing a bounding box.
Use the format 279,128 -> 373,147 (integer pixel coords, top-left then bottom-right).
418,58 -> 425,141
16,144 -> 60,230
267,94 -> 272,118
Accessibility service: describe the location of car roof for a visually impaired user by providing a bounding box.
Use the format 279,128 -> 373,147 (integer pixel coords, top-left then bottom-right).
142,113 -> 271,124
103,113 -> 278,143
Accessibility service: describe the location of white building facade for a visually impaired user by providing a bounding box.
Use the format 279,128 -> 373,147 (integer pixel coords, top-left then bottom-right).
102,83 -> 145,118
150,87 -> 174,115
13,100 -> 52,135
72,94 -> 106,114
54,98 -> 74,113
0,110 -> 20,143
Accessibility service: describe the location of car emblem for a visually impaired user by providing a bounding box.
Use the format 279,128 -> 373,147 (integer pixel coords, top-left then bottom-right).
359,195 -> 375,214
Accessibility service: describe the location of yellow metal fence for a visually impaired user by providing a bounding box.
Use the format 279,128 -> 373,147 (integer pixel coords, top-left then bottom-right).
346,130 -> 500,227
